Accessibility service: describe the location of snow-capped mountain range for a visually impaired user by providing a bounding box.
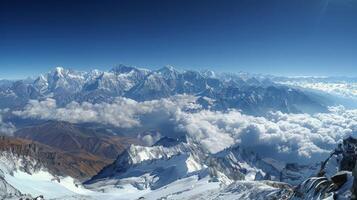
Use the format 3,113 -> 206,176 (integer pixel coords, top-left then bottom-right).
0,65 -> 338,114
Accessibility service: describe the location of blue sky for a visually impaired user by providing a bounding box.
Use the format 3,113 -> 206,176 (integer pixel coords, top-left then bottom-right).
1,0 -> 357,79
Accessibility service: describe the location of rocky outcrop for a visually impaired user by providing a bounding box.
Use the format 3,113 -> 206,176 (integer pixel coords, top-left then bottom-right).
294,136 -> 357,199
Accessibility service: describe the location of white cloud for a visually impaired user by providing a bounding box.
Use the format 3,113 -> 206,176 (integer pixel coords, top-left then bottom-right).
279,81 -> 357,99
174,106 -> 356,163
0,109 -> 16,135
13,95 -> 200,129
13,96 -> 357,164
138,132 -> 162,146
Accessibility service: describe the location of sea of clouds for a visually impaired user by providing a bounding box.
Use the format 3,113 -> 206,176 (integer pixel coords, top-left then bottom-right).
13,95 -> 357,164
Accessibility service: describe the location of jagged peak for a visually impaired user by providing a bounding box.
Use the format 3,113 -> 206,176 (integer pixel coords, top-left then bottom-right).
55,66 -> 64,74
50,66 -> 69,78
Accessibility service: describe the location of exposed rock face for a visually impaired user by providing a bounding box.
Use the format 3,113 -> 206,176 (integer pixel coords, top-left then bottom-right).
15,121 -> 140,160
0,136 -> 109,180
340,137 -> 357,171
294,174 -> 352,200
331,171 -> 348,188
352,162 -> 357,200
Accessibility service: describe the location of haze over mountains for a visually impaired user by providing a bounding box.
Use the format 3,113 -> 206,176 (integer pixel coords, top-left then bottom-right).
0,66 -> 356,199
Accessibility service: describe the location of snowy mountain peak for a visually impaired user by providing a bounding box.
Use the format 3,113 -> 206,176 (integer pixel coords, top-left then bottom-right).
54,67 -> 65,77
157,65 -> 179,77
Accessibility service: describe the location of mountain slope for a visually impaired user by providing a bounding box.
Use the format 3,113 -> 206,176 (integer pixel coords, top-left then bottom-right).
0,136 -> 109,180
85,139 -> 309,191
15,121 -> 139,160
0,136 -> 113,199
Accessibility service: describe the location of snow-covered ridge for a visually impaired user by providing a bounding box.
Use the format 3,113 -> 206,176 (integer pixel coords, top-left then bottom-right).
86,142 -> 204,186
86,139 -> 315,192
82,136 -> 357,200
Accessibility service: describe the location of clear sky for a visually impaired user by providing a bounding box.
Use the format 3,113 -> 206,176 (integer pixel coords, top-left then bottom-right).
1,0 -> 357,79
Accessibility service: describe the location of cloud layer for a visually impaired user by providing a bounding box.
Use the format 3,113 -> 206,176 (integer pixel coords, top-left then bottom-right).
14,96 -> 357,163
0,109 -> 16,135
13,95 -> 200,128
175,106 -> 357,163
279,81 -> 357,100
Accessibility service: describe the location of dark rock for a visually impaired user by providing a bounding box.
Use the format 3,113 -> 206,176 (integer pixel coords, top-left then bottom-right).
351,161 -> 357,200
331,171 -> 348,188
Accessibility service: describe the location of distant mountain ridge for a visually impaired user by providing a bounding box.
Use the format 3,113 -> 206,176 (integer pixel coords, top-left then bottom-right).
0,65 -> 328,114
